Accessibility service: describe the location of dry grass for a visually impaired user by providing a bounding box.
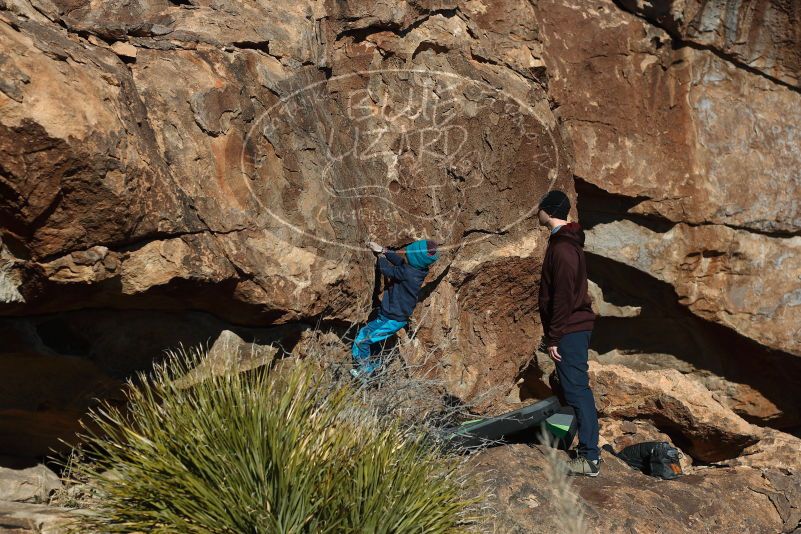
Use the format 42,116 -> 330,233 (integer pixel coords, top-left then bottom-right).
538,426 -> 587,534
293,315 -> 503,434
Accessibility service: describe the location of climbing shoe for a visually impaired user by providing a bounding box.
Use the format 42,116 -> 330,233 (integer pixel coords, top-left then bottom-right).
565,456 -> 600,477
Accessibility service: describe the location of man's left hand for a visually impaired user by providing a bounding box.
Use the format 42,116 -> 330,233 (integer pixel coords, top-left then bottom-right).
547,345 -> 562,363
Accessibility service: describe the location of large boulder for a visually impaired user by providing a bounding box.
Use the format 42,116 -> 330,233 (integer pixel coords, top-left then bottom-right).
0,465 -> 61,504
589,362 -> 759,462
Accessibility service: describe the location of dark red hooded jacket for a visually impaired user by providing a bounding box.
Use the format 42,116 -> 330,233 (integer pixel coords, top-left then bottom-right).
538,222 -> 596,345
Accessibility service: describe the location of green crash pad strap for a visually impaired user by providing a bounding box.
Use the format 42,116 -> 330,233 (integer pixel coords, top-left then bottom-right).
545,413 -> 575,438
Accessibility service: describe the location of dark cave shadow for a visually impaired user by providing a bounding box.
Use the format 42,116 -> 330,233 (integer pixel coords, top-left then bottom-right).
574,176 -> 674,233
0,307 -> 359,464
586,251 -> 801,429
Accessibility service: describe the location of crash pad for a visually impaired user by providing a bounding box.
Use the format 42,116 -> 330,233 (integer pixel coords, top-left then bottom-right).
441,396 -> 560,449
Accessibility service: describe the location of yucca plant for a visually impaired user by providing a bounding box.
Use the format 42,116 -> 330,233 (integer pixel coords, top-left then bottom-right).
66,349 -> 472,533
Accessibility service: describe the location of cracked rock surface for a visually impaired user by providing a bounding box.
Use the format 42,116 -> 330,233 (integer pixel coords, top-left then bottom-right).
1,0 -> 800,530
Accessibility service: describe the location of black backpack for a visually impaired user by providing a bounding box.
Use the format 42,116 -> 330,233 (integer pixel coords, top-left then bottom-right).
606,441 -> 683,480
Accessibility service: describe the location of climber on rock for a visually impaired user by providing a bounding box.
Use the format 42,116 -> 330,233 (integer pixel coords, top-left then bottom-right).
350,239 -> 439,380
537,190 -> 600,477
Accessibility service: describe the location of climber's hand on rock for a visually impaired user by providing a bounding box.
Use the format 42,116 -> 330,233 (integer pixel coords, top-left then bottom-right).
547,345 -> 561,363
367,241 -> 384,254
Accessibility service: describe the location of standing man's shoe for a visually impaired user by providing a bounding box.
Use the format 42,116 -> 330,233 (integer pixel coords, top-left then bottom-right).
565,456 -> 600,477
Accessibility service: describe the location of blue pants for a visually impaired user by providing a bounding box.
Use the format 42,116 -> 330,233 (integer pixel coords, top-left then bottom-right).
351,315 -> 406,374
555,330 -> 599,461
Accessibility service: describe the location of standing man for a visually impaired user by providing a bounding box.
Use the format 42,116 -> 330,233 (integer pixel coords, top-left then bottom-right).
537,190 -> 600,476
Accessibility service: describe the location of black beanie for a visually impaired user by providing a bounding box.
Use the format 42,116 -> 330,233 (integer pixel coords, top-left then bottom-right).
538,190 -> 570,219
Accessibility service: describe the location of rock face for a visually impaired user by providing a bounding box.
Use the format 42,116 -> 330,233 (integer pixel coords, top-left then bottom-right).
530,0 -> 801,428
0,500 -> 79,534
535,0 -> 801,235
472,443 -> 800,534
618,0 -> 801,88
1,0 -> 801,527
734,427 -> 801,472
